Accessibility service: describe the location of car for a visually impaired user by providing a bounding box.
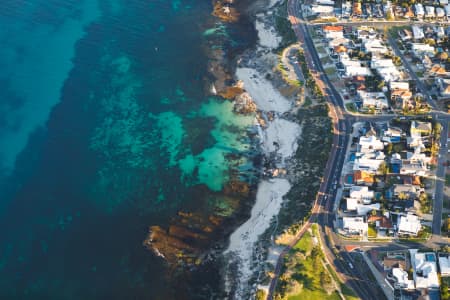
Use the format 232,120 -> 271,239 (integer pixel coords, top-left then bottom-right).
348,262 -> 354,269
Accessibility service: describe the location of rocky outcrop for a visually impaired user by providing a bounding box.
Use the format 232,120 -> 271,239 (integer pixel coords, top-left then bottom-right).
233,92 -> 257,114
143,181 -> 252,270
212,0 -> 239,23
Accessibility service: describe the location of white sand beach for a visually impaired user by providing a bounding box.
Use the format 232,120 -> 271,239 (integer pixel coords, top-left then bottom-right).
224,4 -> 302,296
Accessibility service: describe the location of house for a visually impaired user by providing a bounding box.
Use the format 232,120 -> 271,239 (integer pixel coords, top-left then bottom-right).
358,135 -> 385,152
316,0 -> 335,5
349,185 -> 374,204
368,215 -> 393,231
445,5 -> 450,17
376,66 -> 401,83
399,29 -> 413,41
429,64 -> 446,77
436,7 -> 445,18
328,37 -> 350,48
353,170 -> 375,185
438,254 -> 450,277
382,256 -> 407,271
415,4 -> 424,18
391,268 -> 415,289
371,57 -> 395,69
425,6 -> 435,18
382,126 -> 403,143
437,77 -> 450,97
353,157 -> 385,173
390,81 -> 409,91
400,159 -> 428,176
397,214 -> 421,235
323,25 -> 344,39
363,39 -> 388,54
411,43 -> 435,58
391,90 -> 413,108
307,5 -> 335,16
353,2 -> 362,16
440,0 -> 449,5
357,90 -> 389,110
411,121 -> 432,136
346,198 -> 380,215
412,25 -> 424,40
334,45 -> 347,53
343,65 -> 372,77
392,184 -> 423,200
342,217 -> 368,235
410,250 -> 440,289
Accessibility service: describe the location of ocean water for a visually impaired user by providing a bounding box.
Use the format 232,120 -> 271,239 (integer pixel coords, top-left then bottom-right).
0,0 -> 257,299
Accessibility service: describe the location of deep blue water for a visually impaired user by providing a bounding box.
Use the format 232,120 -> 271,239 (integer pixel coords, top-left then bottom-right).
0,0 -> 257,299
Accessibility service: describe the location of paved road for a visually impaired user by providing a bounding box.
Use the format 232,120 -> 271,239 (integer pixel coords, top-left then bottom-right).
387,35 -> 439,110
267,3 -> 450,299
267,1 -> 387,299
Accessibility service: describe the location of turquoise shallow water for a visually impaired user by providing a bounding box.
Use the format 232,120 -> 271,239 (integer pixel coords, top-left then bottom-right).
0,0 -> 257,299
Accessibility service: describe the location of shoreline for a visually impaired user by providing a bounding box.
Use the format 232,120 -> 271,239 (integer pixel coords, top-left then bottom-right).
221,1 -> 304,297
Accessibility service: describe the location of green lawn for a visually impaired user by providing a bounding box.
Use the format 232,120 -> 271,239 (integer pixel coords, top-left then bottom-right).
293,231 -> 313,253
316,46 -> 327,56
345,103 -> 357,113
320,56 -> 333,66
368,225 -> 377,238
324,67 -> 336,77
446,174 -> 450,186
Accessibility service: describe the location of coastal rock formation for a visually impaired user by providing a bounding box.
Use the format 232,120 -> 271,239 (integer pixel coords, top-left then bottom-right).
143,181 -> 252,270
212,0 -> 239,23
233,92 -> 257,114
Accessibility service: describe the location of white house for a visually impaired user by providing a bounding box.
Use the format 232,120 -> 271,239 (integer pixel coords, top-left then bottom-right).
435,26 -> 445,38
425,6 -> 435,18
308,5 -> 335,16
392,268 -> 415,289
342,217 -> 368,235
440,0 -> 449,5
344,65 -> 372,77
357,90 -> 389,109
445,4 -> 450,17
323,25 -> 344,39
316,0 -> 335,5
353,157 -> 385,173
371,57 -> 395,69
397,214 -> 421,235
363,39 -> 388,54
328,37 -> 349,47
415,3 -> 424,17
390,81 -> 409,91
359,135 -> 385,152
376,66 -> 401,83
350,186 -> 375,204
438,255 -> 450,277
412,25 -> 424,40
410,250 -> 440,289
436,7 -> 445,18
411,43 -> 435,58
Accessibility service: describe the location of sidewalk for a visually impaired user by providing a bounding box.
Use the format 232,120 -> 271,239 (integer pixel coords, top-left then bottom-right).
362,251 -> 394,300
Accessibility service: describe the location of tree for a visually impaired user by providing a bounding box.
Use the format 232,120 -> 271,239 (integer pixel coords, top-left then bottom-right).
386,10 -> 394,21
255,289 -> 267,300
378,162 -> 389,176
387,143 -> 393,155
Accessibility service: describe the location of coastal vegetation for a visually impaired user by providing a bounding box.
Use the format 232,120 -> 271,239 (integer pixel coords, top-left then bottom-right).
274,0 -> 297,50
274,225 -> 342,300
276,103 -> 332,233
